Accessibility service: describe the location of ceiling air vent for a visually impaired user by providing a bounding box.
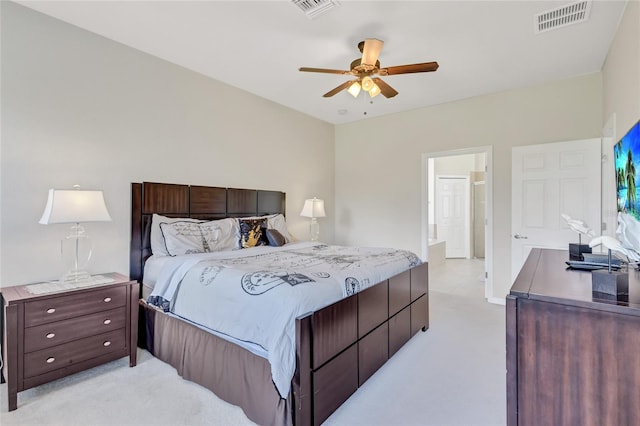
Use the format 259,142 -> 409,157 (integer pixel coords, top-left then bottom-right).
292,0 -> 340,20
534,1 -> 591,34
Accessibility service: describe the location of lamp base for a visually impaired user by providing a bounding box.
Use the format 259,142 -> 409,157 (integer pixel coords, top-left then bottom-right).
309,218 -> 320,242
591,269 -> 629,296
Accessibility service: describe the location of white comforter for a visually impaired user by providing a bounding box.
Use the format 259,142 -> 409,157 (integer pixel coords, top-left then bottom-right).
148,241 -> 421,398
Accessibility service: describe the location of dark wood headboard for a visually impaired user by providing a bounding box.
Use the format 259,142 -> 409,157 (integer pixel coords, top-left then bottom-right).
130,182 -> 286,283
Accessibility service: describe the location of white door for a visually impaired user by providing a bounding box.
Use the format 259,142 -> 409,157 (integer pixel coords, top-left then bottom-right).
436,176 -> 470,258
511,138 -> 601,282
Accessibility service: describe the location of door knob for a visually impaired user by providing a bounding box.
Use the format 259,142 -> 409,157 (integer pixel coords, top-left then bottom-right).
514,234 -> 528,239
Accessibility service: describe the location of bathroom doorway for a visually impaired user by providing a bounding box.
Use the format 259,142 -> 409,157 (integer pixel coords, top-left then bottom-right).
422,147 -> 495,302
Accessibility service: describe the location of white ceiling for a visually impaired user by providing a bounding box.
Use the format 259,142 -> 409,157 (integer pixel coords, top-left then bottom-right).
17,0 -> 628,124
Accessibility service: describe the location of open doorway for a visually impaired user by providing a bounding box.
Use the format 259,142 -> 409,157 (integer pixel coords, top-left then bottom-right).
421,147 -> 494,302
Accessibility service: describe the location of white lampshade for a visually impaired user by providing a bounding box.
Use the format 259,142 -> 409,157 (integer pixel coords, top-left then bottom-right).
39,188 -> 112,224
300,198 -> 326,218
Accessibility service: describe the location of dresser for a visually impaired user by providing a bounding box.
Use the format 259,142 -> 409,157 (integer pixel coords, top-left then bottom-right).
1,273 -> 138,411
507,249 -> 640,426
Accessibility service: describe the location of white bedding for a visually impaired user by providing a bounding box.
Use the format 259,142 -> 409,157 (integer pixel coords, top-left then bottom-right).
147,241 -> 421,398
143,255 -> 173,288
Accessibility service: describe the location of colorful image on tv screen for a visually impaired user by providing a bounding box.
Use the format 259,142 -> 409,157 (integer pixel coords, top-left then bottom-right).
615,120 -> 640,221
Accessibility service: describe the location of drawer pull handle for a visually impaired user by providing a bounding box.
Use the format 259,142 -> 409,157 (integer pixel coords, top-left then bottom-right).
103,319 -> 112,325
103,297 -> 112,303
46,308 -> 56,314
46,333 -> 56,339
46,357 -> 56,364
103,341 -> 111,347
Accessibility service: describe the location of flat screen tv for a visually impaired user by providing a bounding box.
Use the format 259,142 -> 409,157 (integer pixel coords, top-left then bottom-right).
615,120 -> 640,217
614,119 -> 640,252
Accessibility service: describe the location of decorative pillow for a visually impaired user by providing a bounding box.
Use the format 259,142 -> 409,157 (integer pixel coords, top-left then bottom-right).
265,228 -> 286,247
266,214 -> 293,243
160,217 -> 240,256
239,218 -> 268,248
238,214 -> 293,243
151,214 -> 202,256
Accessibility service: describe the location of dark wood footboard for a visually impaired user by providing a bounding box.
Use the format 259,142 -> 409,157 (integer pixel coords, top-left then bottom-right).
293,262 -> 429,426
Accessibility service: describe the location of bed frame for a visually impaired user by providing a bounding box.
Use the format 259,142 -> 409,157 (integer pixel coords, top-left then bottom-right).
130,181 -> 429,426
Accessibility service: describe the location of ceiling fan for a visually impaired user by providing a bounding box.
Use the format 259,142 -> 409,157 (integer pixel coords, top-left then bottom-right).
299,38 -> 439,99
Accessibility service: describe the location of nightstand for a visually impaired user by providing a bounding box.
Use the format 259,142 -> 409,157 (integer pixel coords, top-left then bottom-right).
1,272 -> 138,411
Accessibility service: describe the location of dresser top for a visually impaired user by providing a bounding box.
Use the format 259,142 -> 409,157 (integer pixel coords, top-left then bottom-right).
511,248 -> 640,314
1,272 -> 133,303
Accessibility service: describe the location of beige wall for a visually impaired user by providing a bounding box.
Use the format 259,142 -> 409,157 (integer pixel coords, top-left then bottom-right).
434,154 -> 479,177
335,73 -> 603,300
603,0 -> 640,138
0,3 -> 335,285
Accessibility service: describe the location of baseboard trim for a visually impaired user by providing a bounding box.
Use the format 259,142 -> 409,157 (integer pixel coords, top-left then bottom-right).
488,297 -> 506,306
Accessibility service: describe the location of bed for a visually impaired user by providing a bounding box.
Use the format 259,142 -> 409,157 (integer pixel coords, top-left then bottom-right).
130,181 -> 429,426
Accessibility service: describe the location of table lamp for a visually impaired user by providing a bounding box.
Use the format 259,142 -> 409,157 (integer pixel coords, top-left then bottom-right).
300,197 -> 326,242
39,185 -> 112,283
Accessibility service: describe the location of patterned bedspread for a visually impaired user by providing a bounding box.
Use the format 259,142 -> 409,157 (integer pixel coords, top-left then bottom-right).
147,241 -> 421,398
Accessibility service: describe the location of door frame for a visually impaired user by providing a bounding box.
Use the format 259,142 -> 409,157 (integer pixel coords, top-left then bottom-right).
472,180 -> 486,259
421,146 -> 496,303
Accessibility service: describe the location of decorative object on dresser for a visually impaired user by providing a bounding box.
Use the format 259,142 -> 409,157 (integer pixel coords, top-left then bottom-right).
561,213 -> 594,260
299,197 -> 326,241
507,249 -> 640,426
589,235 -> 630,296
615,212 -> 640,264
1,272 -> 138,411
39,185 -> 112,283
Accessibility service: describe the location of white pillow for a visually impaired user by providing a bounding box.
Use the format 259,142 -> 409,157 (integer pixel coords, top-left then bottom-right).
267,214 -> 294,243
207,217 -> 240,251
159,218 -> 240,256
151,214 -> 202,256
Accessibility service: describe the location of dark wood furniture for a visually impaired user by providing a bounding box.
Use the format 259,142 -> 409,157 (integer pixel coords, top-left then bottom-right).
1,272 -> 138,411
131,181 -> 429,426
507,248 -> 640,426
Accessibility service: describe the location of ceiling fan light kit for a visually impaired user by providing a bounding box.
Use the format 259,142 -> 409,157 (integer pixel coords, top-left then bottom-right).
347,79 -> 380,99
347,81 -> 361,97
299,38 -> 438,99
361,76 -> 374,91
368,83 -> 381,98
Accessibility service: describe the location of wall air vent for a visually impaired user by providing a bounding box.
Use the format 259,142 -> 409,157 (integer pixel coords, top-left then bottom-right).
534,1 -> 591,34
292,0 -> 340,20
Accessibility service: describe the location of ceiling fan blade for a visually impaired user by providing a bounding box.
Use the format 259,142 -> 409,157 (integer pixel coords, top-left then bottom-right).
322,80 -> 355,97
372,78 -> 398,98
299,67 -> 350,75
379,61 -> 439,76
361,38 -> 384,66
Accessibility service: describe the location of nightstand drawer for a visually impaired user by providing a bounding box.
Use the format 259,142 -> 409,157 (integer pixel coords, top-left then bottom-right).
25,307 -> 127,353
25,286 -> 127,327
24,329 -> 126,378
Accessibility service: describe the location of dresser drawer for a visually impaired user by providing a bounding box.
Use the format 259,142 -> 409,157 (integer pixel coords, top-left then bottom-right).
24,307 -> 126,353
24,329 -> 126,379
25,286 -> 127,327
